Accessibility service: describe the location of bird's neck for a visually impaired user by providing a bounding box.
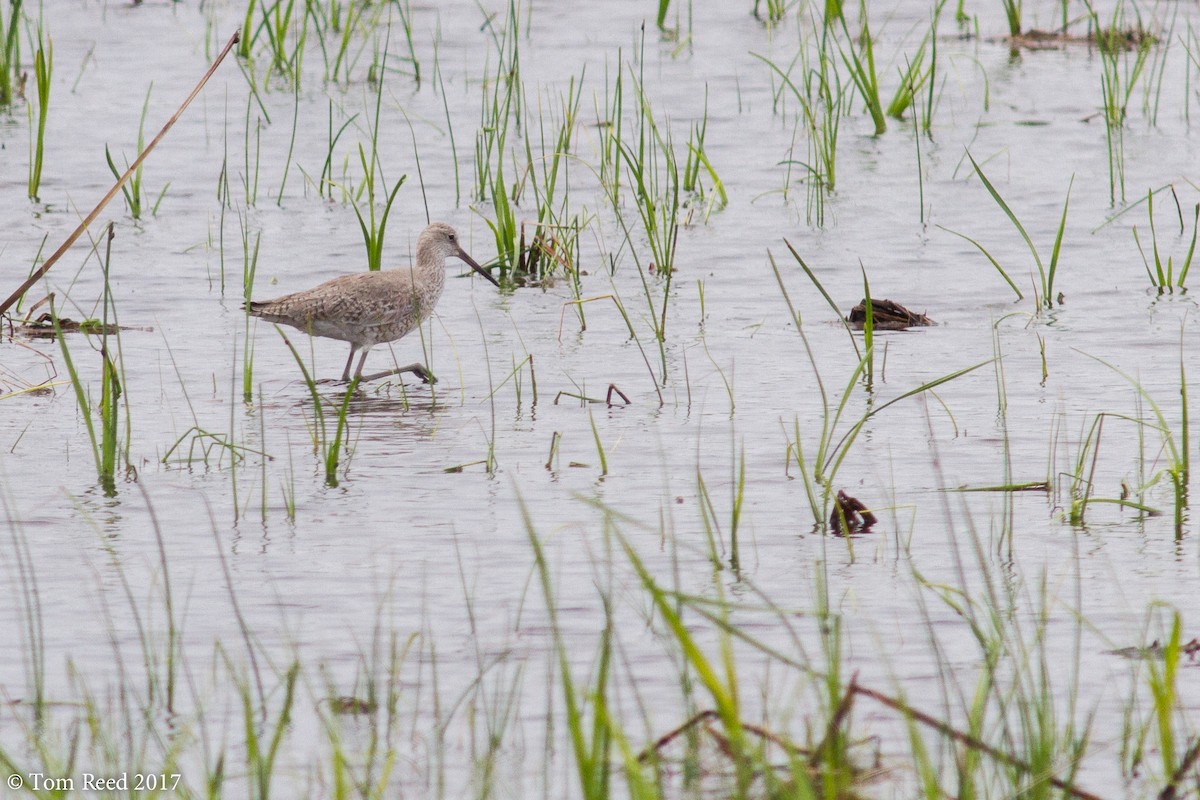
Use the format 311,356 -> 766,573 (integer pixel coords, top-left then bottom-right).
414,244 -> 446,281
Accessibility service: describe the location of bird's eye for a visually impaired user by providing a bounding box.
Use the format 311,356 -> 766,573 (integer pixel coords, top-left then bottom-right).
448,233 -> 456,241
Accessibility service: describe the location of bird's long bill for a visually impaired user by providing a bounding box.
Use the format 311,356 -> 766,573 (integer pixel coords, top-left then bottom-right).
456,247 -> 500,287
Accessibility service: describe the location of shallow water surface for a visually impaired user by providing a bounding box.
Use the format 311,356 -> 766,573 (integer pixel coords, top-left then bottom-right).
2,1 -> 1200,797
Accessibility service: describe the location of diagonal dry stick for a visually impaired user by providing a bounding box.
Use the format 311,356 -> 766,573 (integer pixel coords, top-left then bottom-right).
0,30 -> 242,317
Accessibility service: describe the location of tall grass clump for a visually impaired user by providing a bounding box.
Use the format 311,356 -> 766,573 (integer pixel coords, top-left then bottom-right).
307,0 -> 411,86
885,5 -> 943,123
517,75 -> 587,283
51,225 -> 129,496
570,499 -> 874,797
1132,188 -> 1197,293
27,29 -> 51,202
753,20 -> 843,224
825,0 -> 886,135
609,47 -> 683,275
1086,0 -> 1155,203
250,0 -> 308,88
474,0 -> 524,279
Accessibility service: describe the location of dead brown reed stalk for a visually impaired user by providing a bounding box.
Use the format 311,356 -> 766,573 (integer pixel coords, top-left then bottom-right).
0,30 -> 241,317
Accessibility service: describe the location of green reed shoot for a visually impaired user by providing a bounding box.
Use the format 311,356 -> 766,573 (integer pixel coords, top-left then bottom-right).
276,327 -> 359,488
354,151 -> 405,273
317,100 -> 357,201
587,408 -> 608,476
960,153 -> 1071,308
97,232 -> 128,497
433,40 -> 461,205
696,445 -> 748,573
681,88 -> 727,217
27,31 -> 51,202
615,74 -> 682,275
474,0 -> 522,204
1001,0 -> 1022,36
1132,189 -> 1197,291
352,46 -> 406,272
475,2 -> 524,277
753,32 -> 842,222
1065,413 -> 1107,525
860,266 -> 876,390
262,0 -> 306,87
1085,0 -> 1154,202
307,0 -> 368,84
240,216 -> 261,403
886,13 -> 939,122
50,226 -> 126,496
524,506 -> 614,800
244,91 -> 262,206
519,75 -> 585,281
753,0 -> 787,24
475,71 -> 518,277
234,660 -> 299,800
484,161 -> 519,276
0,0 -> 22,106
596,56 -> 625,206
275,82 -> 299,205
392,0 -> 421,86
1076,348 -> 1188,532
107,87 -> 168,219
1147,610 -> 1183,780
325,380 -> 359,487
656,0 -> 672,32
238,0 -> 259,59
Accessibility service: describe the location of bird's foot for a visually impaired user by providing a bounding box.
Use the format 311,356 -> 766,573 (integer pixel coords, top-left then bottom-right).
356,363 -> 438,385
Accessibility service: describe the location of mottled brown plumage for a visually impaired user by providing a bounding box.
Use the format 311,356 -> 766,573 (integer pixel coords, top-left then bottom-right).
245,223 -> 498,382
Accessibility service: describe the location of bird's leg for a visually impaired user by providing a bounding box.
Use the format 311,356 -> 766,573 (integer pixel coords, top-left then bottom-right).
317,346 -> 359,385
350,346 -> 373,382
357,363 -> 437,385
341,346 -> 359,383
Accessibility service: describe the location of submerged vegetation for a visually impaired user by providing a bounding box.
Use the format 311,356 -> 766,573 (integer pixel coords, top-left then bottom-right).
2,1 -> 1200,799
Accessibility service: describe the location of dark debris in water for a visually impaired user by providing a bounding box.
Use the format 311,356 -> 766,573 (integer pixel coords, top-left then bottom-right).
1107,639 -> 1200,662
846,299 -> 933,331
1007,27 -> 1159,52
327,696 -> 377,715
14,312 -> 152,338
831,490 -> 877,535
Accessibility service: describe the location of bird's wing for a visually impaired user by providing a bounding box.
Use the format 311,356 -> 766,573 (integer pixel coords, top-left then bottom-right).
253,270 -> 417,327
